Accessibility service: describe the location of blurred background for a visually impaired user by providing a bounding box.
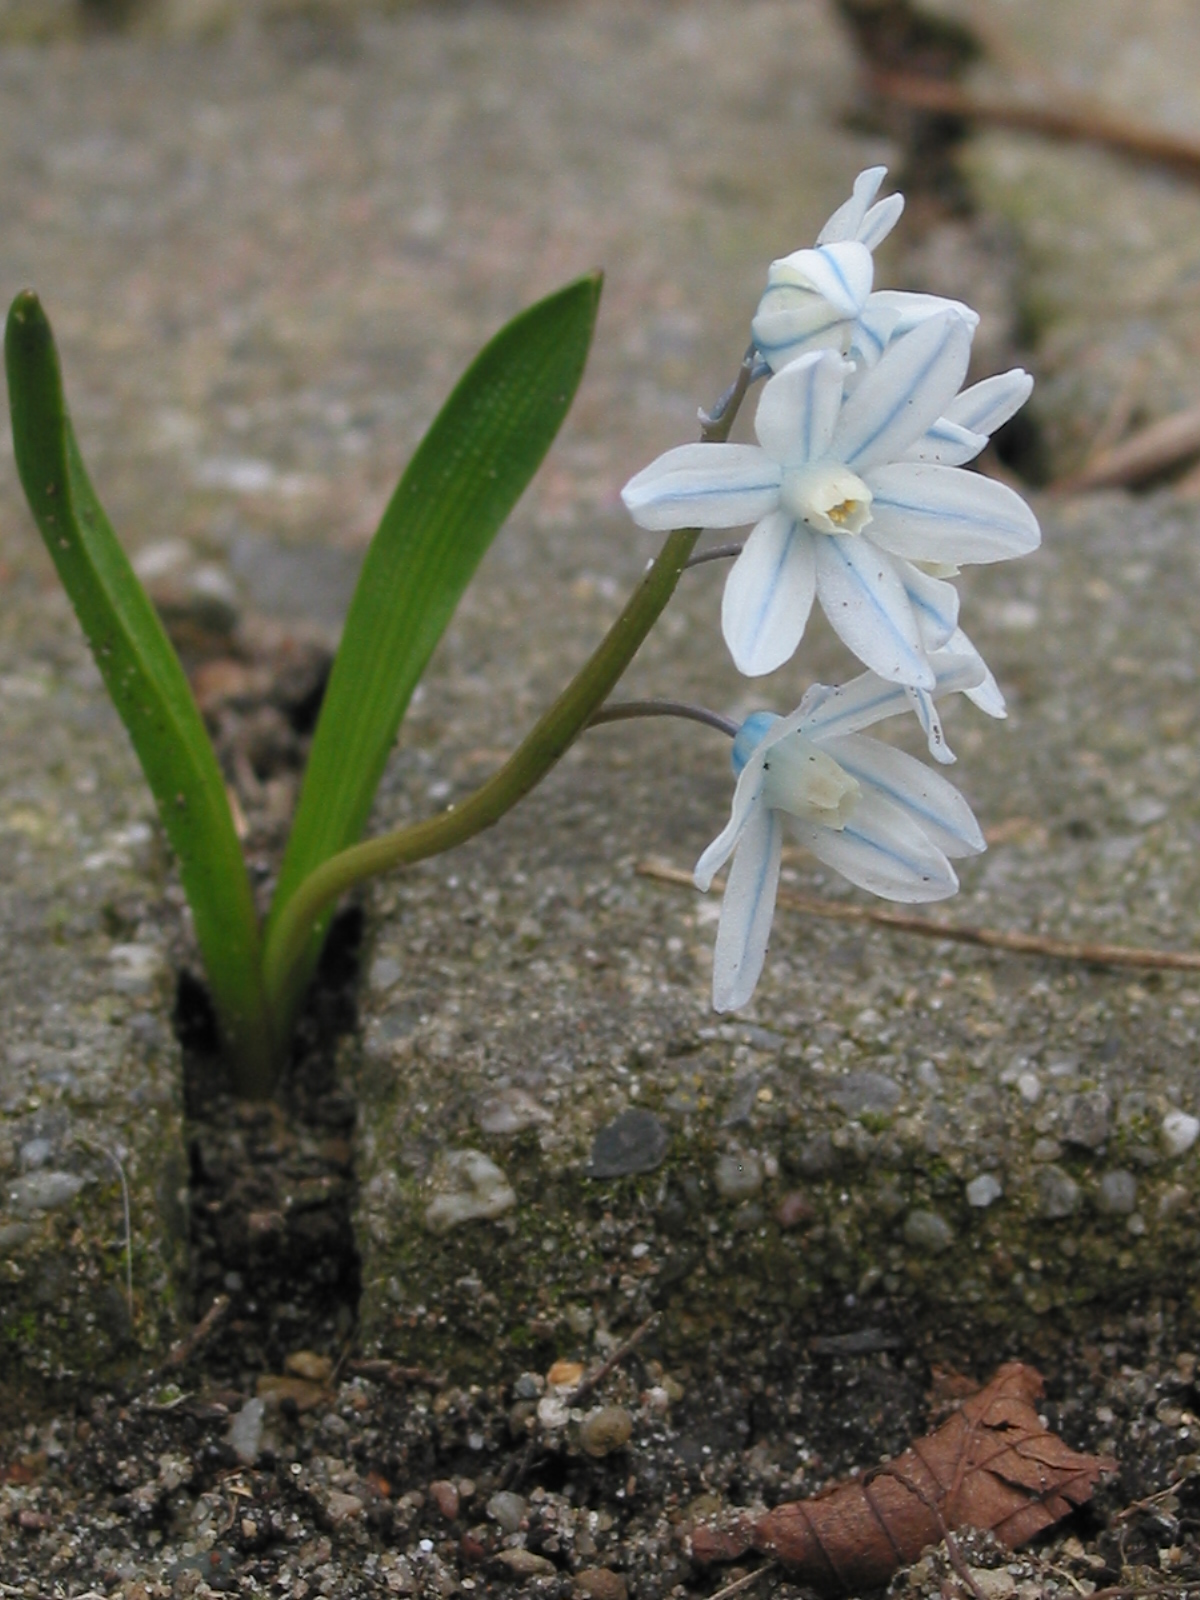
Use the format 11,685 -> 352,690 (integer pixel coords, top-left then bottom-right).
3,0 -> 1200,615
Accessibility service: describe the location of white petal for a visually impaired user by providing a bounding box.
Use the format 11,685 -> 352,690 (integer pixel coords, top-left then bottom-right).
863,462 -> 1041,564
754,351 -> 847,467
864,289 -> 979,338
948,626 -> 1007,717
853,292 -> 979,373
621,443 -> 781,532
702,701 -> 826,893
799,643 -> 987,743
797,674 -> 911,739
902,417 -> 989,466
752,296 -> 850,370
944,369 -> 1033,437
711,806 -> 783,1012
817,167 -> 887,245
814,536 -> 934,688
833,310 -> 974,471
905,686 -> 955,764
856,192 -> 905,250
764,242 -> 873,318
795,790 -> 959,901
897,558 -> 959,650
819,733 -> 985,857
722,512 -> 817,677
695,766 -> 766,892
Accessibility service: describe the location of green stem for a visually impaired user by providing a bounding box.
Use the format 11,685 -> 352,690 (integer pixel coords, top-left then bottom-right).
261,342 -> 759,1041
262,524 -> 699,1030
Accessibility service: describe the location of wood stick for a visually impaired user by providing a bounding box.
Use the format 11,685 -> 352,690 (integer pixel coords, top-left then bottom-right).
637,860 -> 1200,974
160,1293 -> 231,1372
1053,404 -> 1200,493
869,67 -> 1200,181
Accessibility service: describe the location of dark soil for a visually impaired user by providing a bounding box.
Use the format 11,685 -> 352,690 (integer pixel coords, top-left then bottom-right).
4,1316 -> 1200,1600
174,617 -> 364,1383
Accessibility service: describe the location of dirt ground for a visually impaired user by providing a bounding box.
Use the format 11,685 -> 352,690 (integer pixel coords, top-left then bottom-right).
4,1306 -> 1200,1600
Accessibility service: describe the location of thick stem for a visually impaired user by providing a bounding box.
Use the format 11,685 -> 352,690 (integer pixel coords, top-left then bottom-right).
261,343 -> 758,1040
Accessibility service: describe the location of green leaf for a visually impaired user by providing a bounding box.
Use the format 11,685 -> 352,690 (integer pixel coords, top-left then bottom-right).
5,291 -> 275,1093
265,272 -> 602,1008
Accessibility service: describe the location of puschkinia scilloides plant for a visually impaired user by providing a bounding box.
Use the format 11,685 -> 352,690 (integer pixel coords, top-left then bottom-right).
4,165 -> 1040,1098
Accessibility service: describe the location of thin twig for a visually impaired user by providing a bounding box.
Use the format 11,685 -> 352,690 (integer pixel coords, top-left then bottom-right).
869,67 -> 1200,181
1053,404 -> 1200,493
161,1293 -> 231,1372
566,1312 -> 661,1409
637,859 -> 1200,973
703,1563 -> 779,1600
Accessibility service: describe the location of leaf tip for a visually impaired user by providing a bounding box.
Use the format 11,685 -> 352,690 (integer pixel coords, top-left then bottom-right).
6,287 -> 43,333
5,289 -> 56,380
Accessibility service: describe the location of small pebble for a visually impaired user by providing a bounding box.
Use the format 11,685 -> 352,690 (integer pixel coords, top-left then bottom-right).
547,1359 -> 585,1388
17,1137 -> 53,1171
368,957 -> 402,992
1037,1166 -> 1081,1219
1060,1090 -> 1111,1149
285,1350 -> 333,1384
579,1405 -> 633,1458
323,1490 -> 364,1526
1017,1072 -> 1041,1105
1163,1110 -> 1200,1157
969,1570 -> 1016,1600
714,1151 -> 763,1200
474,1088 -> 550,1136
256,1375 -> 327,1412
537,1394 -> 570,1430
227,1398 -> 265,1466
1097,1169 -> 1137,1215
495,1549 -> 556,1578
485,1491 -> 527,1534
424,1150 -> 516,1233
512,1372 -> 544,1400
777,1191 -> 814,1228
827,1071 -> 901,1117
575,1569 -> 629,1600
7,1171 -> 85,1216
903,1209 -> 954,1253
965,1174 -> 1003,1209
588,1110 -> 669,1178
429,1480 -> 459,1520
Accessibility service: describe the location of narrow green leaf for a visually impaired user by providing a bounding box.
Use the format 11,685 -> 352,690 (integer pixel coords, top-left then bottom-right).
5,291 -> 275,1092
265,272 -> 602,1000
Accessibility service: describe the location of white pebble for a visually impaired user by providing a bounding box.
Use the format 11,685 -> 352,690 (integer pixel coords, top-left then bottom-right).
1162,1110 -> 1200,1157
965,1174 -> 1003,1209
424,1150 -> 516,1233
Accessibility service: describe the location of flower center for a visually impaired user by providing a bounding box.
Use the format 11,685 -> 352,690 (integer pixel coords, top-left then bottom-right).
735,716 -> 860,829
780,463 -> 873,536
762,734 -> 860,827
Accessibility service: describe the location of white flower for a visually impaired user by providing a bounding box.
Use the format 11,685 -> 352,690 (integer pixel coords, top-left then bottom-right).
695,656 -> 987,1012
622,312 -> 1040,686
751,168 -> 977,373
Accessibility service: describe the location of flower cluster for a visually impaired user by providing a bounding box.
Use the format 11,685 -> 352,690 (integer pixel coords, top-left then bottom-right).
621,169 -> 1040,1010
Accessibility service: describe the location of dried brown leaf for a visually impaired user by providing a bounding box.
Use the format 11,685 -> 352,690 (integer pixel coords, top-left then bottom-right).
691,1363 -> 1116,1595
